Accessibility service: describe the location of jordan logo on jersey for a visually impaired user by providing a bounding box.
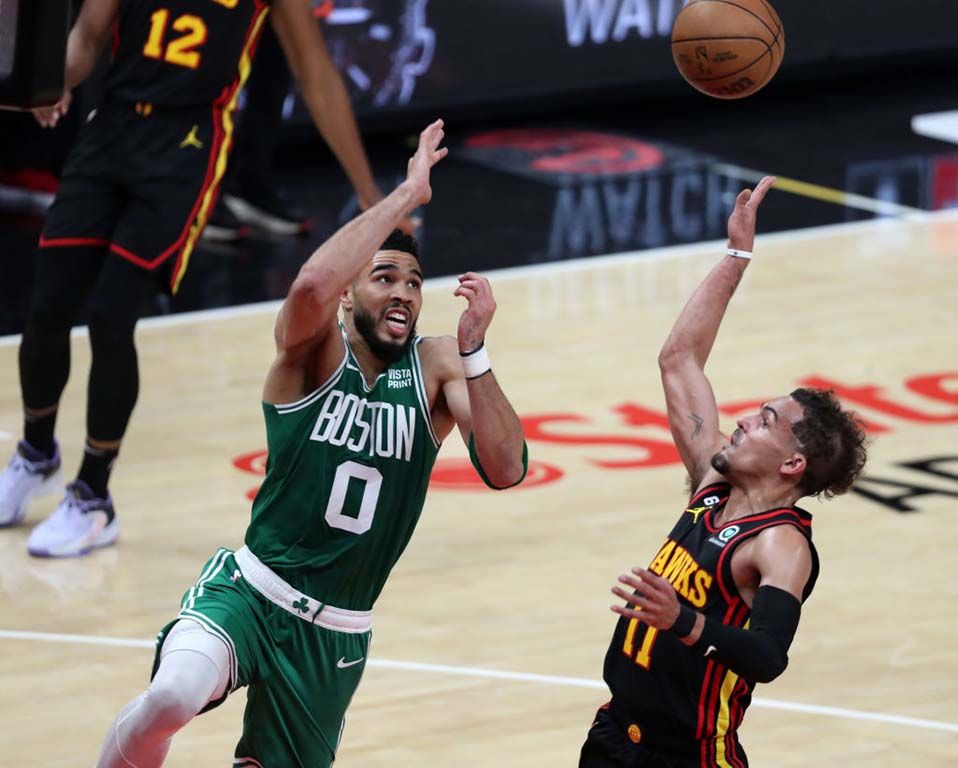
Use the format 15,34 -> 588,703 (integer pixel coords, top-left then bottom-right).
179,125 -> 204,149
310,389 -> 416,462
685,493 -> 721,523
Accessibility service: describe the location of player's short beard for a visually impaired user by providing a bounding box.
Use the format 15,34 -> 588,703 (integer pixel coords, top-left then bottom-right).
353,303 -> 416,364
711,450 -> 731,476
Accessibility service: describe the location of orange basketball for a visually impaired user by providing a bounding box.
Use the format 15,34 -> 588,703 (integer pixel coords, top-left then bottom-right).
671,0 -> 784,100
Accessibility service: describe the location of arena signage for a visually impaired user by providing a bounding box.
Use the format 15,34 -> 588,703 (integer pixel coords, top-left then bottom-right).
233,370 -> 958,513
276,0 -> 958,124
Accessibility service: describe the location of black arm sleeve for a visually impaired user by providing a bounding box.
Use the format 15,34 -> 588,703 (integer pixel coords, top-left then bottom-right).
691,585 -> 801,683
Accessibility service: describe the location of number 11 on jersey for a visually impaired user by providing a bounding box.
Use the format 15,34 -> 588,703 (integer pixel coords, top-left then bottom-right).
623,617 -> 659,670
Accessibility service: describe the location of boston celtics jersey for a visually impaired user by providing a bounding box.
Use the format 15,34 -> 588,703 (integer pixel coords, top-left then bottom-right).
244,333 -> 440,612
104,0 -> 272,108
602,482 -> 819,767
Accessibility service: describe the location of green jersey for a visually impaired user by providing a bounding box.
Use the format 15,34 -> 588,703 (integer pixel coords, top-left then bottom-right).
245,332 -> 441,611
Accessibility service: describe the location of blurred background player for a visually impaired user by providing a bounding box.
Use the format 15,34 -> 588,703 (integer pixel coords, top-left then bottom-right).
204,0 -> 436,241
203,3 -> 332,241
0,0 -> 408,557
95,119 -> 527,768
580,178 -> 868,767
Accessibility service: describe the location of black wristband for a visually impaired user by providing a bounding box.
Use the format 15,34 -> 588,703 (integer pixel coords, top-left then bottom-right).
671,604 -> 697,638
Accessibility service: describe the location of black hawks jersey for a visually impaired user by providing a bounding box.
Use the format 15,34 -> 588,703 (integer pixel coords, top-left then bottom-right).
603,482 -> 819,767
103,0 -> 273,108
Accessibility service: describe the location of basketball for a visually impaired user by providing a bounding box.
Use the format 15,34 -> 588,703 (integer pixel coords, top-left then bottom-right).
671,0 -> 784,100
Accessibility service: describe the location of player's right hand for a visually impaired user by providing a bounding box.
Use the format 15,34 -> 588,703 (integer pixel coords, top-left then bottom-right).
727,175 -> 775,253
405,119 -> 448,208
32,90 -> 73,129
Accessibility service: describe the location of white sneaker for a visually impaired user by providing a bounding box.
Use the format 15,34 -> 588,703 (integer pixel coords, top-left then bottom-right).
27,480 -> 119,558
0,441 -> 62,527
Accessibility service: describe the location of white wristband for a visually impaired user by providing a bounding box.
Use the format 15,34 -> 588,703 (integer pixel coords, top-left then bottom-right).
460,343 -> 491,380
727,248 -> 752,259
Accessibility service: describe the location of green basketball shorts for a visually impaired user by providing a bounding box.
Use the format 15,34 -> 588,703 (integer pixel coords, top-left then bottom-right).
152,547 -> 373,767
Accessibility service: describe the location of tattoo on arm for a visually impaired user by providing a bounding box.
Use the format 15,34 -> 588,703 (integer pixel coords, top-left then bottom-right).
688,413 -> 704,439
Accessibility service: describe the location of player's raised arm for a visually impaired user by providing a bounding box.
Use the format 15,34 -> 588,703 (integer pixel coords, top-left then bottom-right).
270,0 -> 413,231
271,120 -> 446,365
658,176 -> 775,491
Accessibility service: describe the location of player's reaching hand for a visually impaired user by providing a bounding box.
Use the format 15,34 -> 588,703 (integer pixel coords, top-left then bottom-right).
454,273 -> 497,354
727,175 -> 775,253
611,568 -> 682,630
405,119 -> 448,209
33,91 -> 72,129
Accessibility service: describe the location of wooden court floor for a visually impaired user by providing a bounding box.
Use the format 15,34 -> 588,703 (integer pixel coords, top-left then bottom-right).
1,212 -> 956,766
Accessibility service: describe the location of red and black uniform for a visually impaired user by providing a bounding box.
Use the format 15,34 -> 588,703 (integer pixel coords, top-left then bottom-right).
581,483 -> 819,768
19,0 -> 276,473
42,0 -> 273,292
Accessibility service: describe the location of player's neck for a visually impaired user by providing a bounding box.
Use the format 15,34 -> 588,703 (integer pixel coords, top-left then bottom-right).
345,327 -> 392,386
720,482 -> 801,522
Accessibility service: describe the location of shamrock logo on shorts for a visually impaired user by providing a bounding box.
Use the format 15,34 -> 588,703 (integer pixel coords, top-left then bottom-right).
292,597 -> 309,614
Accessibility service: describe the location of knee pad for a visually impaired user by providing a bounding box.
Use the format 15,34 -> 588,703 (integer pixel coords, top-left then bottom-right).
150,619 -> 232,722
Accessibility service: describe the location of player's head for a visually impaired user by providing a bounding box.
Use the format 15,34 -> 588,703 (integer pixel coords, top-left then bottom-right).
343,229 -> 422,363
710,388 -> 867,498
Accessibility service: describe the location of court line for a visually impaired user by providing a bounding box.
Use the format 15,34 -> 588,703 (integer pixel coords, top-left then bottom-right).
712,163 -> 927,217
1,208 -> 954,349
1,628 -> 955,735
912,110 -> 958,145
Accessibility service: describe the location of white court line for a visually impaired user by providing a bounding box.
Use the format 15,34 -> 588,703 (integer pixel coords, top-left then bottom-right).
1,208 -> 955,350
714,162 -> 927,217
912,110 -> 958,145
1,628 -> 956,735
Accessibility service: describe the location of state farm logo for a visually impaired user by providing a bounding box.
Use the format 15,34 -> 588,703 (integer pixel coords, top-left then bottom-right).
462,129 -> 668,183
429,458 -> 564,491
231,370 -> 958,511
232,451 -> 564,498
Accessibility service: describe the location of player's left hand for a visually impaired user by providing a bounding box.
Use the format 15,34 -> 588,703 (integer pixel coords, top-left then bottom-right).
32,90 -> 72,129
454,272 -> 496,353
611,567 -> 681,630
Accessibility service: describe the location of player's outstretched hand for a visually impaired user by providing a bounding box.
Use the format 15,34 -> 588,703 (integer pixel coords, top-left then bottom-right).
32,91 -> 73,129
405,119 -> 448,209
454,272 -> 496,354
610,567 -> 681,630
727,175 -> 775,253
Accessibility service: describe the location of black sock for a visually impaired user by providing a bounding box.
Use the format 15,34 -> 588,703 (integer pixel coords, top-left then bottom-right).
77,441 -> 118,499
23,410 -> 57,457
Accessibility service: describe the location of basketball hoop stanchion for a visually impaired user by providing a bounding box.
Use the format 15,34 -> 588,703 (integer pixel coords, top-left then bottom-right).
0,0 -> 70,110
